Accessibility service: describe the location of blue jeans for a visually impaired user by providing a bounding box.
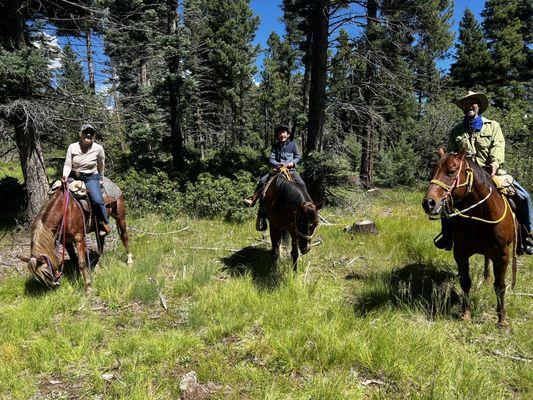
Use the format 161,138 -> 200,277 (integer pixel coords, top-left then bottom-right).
74,173 -> 109,225
514,180 -> 532,233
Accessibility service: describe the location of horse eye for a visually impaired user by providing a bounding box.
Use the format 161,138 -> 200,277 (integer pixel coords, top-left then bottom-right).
447,171 -> 455,177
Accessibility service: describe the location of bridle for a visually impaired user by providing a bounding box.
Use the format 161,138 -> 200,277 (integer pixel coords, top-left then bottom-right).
295,203 -> 317,240
430,154 -> 509,224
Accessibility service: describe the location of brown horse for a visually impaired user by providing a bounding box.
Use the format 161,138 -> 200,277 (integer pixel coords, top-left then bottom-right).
422,148 -> 517,327
18,180 -> 132,292
262,172 -> 320,271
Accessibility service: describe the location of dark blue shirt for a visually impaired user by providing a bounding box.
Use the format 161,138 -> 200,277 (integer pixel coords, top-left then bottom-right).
269,140 -> 301,168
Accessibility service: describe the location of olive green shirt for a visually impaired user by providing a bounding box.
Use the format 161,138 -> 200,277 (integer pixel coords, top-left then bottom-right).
447,116 -> 506,175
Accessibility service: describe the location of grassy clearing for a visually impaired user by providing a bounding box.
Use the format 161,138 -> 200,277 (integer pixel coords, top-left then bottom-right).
0,189 -> 532,399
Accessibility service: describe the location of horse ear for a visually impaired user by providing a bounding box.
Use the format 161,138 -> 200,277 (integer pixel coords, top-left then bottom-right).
437,147 -> 446,158
17,255 -> 30,262
315,201 -> 323,210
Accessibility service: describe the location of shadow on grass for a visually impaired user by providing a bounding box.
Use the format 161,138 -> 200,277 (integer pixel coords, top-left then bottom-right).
221,246 -> 282,290
354,263 -> 462,319
0,176 -> 25,231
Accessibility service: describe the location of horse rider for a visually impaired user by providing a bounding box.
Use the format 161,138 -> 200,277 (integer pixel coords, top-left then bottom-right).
434,91 -> 533,255
244,124 -> 307,230
61,124 -> 111,237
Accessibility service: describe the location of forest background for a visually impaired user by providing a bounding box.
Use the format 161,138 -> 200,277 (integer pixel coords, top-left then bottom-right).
0,0 -> 531,223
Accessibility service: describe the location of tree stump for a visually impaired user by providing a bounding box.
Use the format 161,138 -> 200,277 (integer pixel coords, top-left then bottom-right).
345,220 -> 377,234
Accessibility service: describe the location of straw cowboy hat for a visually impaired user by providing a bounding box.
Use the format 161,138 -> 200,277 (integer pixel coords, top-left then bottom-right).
454,91 -> 489,114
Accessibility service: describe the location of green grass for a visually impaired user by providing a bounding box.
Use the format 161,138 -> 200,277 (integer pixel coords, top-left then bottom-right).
0,189 -> 531,399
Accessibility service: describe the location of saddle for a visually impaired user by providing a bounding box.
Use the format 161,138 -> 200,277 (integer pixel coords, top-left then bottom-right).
49,179 -> 91,212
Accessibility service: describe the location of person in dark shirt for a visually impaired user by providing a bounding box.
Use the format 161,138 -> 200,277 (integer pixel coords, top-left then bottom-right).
244,124 -> 307,230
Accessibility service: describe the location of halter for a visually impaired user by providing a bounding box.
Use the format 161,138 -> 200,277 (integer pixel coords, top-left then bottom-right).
295,204 -> 317,240
430,155 -> 509,224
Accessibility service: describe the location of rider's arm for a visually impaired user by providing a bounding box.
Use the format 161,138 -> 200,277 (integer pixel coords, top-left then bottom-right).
62,144 -> 74,178
292,142 -> 301,165
488,121 -> 505,173
269,146 -> 279,167
447,124 -> 461,153
97,145 -> 105,179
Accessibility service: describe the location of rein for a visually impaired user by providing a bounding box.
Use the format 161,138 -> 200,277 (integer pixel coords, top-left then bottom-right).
278,166 -> 293,181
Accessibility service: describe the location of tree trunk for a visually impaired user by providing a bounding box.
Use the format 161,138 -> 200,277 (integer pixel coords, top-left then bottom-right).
0,1 -> 48,221
14,115 -> 49,221
85,29 -> 95,94
306,0 -> 329,154
167,0 -> 184,171
359,0 -> 378,188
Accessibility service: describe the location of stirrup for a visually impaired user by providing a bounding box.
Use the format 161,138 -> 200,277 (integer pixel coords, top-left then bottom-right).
433,232 -> 452,251
255,217 -> 267,231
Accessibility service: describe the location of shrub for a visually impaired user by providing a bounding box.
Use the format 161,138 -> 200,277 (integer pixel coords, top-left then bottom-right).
375,139 -> 422,187
113,169 -> 181,217
181,170 -> 255,222
205,146 -> 265,178
301,151 -> 353,204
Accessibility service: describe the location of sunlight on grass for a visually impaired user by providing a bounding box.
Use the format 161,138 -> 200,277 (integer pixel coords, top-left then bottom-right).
0,188 -> 531,399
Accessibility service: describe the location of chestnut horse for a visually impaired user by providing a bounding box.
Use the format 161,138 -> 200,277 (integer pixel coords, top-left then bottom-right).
422,148 -> 517,327
262,171 -> 319,271
18,180 -> 132,292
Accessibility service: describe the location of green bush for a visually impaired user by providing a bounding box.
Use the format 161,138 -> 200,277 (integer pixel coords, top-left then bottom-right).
182,170 -> 255,222
301,151 -> 353,204
205,146 -> 265,178
113,169 -> 181,217
375,139 -> 422,187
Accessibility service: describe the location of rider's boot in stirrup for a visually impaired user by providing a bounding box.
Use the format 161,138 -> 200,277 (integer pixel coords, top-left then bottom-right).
434,218 -> 453,251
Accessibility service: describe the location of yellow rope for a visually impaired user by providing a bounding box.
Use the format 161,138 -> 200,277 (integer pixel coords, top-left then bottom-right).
278,166 -> 293,181
453,194 -> 511,224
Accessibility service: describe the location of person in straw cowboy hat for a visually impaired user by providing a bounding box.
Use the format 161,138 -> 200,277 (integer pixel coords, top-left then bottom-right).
434,91 -> 533,254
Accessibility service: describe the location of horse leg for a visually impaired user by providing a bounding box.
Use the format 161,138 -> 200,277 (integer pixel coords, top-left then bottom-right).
492,254 -> 509,329
483,255 -> 491,283
455,253 -> 472,321
115,197 -> 133,264
270,228 -> 282,268
290,234 -> 299,273
75,238 -> 92,293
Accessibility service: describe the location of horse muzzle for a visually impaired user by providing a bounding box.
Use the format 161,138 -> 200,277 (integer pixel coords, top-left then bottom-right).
27,257 -> 59,287
422,197 -> 444,220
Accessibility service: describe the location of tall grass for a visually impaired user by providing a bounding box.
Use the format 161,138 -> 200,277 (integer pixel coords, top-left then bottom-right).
0,189 -> 531,399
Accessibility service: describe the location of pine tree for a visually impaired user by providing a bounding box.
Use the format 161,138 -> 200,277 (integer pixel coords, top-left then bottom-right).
482,0 -> 527,93
57,44 -> 87,94
449,8 -> 492,89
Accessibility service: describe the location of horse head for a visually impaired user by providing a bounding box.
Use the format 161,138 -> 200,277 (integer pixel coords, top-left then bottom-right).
296,201 -> 320,254
17,254 -> 60,287
423,147 -> 474,219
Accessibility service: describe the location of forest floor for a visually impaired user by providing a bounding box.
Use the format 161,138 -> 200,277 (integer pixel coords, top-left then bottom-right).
0,185 -> 532,399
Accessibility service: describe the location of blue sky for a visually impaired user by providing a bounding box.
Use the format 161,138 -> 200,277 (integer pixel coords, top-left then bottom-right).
59,0 -> 486,92
250,0 -> 486,74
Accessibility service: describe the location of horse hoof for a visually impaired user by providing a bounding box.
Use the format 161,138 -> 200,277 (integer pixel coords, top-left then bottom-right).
127,253 -> 134,265
497,319 -> 510,332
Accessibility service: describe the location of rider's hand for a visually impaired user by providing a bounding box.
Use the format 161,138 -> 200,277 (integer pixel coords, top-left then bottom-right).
277,163 -> 285,169
61,176 -> 67,183
287,162 -> 294,169
490,164 -> 498,177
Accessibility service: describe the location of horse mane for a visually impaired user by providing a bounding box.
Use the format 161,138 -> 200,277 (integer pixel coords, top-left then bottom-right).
465,157 -> 495,189
275,175 -> 313,207
30,194 -> 60,266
